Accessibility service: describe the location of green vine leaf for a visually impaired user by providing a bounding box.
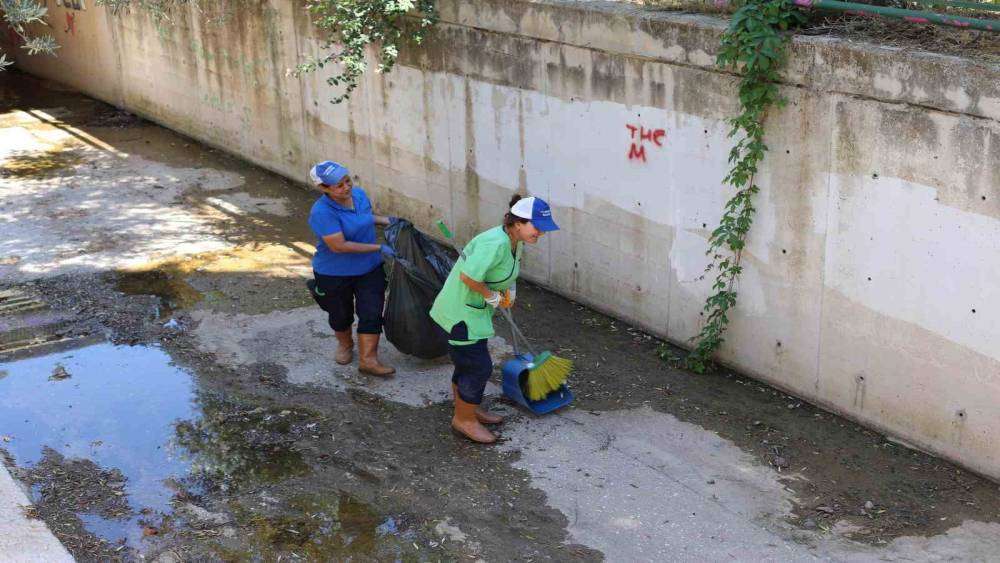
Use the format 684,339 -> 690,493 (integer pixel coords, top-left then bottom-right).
684,0 -> 804,374
296,0 -> 438,104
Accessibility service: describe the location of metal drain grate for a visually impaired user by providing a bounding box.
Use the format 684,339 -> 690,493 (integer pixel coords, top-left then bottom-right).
0,288 -> 91,358
0,332 -> 83,355
0,289 -> 46,315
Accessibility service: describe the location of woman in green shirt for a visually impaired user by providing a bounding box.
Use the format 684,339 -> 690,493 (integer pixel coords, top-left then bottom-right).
430,194 -> 560,443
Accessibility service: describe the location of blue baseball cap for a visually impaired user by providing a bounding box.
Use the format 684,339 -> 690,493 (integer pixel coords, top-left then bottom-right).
309,160 -> 350,186
511,196 -> 559,232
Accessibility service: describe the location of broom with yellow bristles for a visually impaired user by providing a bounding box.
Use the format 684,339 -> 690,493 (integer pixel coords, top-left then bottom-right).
436,220 -> 573,401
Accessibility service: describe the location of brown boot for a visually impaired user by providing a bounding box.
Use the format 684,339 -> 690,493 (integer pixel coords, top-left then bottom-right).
334,330 -> 354,365
453,384 -> 503,425
451,394 -> 497,444
357,333 -> 395,377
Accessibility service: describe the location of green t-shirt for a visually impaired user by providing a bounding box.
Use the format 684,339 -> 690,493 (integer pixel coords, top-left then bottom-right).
430,226 -> 522,345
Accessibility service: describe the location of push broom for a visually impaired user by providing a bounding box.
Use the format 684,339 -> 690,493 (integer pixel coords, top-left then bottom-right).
436,220 -> 572,401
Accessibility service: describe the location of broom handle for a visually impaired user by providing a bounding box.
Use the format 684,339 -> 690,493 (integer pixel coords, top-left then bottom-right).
498,307 -> 537,358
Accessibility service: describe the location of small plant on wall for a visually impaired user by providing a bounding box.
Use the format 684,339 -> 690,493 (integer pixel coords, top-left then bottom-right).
295,0 -> 437,103
681,0 -> 805,373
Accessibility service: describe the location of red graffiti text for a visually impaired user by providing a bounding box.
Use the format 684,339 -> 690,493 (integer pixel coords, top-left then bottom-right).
625,124 -> 666,163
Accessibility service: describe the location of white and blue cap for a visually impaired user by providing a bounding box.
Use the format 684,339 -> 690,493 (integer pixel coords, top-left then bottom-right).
511,196 -> 559,232
309,160 -> 350,186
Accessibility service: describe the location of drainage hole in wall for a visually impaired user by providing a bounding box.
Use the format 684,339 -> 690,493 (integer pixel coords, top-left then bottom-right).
781,249 -> 787,254
972,309 -> 976,313
872,173 -> 879,179
867,277 -> 872,281
982,196 -> 987,201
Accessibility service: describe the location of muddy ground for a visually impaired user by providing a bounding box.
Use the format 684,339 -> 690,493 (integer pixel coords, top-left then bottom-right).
2,71 -> 999,562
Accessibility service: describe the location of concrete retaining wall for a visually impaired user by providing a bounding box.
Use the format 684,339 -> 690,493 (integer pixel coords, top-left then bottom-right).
8,0 -> 1000,480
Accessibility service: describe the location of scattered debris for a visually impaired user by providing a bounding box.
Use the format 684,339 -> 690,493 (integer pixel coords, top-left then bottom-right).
49,364 -> 71,381
434,518 -> 468,543
376,516 -> 398,536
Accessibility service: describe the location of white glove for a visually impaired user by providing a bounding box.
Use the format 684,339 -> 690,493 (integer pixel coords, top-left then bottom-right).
485,291 -> 502,308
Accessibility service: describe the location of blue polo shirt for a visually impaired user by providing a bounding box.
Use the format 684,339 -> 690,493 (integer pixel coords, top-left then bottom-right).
309,188 -> 382,276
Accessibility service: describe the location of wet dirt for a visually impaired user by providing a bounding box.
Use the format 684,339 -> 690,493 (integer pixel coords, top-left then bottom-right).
511,284 -> 1000,544
0,145 -> 84,179
0,316 -> 496,561
13,449 -> 135,560
2,267 -> 597,561
116,270 -> 204,320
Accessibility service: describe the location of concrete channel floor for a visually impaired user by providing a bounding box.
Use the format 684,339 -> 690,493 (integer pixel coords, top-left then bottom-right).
1,72 -> 999,561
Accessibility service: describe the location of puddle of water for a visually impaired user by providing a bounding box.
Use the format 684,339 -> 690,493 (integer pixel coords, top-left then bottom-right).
0,342 -> 196,551
232,493 -> 417,560
174,396 -> 311,490
0,340 -> 325,555
116,270 -> 204,319
79,513 -> 130,545
0,343 -> 196,511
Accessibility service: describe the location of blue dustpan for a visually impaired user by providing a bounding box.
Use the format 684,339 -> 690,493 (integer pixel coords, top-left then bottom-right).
501,353 -> 574,415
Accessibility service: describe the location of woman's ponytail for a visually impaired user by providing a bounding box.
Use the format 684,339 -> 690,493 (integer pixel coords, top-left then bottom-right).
504,194 -> 529,228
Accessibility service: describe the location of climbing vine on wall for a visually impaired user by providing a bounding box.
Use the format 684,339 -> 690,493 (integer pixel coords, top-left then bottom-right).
682,0 -> 805,373
296,0 -> 437,104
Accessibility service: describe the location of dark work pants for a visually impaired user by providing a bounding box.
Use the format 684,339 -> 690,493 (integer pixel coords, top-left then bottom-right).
448,322 -> 493,405
311,265 -> 387,334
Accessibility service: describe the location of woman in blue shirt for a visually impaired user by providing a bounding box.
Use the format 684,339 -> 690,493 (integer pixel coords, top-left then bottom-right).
307,160 -> 395,377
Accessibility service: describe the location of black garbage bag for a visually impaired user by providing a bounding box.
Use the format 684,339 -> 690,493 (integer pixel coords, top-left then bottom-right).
383,219 -> 457,359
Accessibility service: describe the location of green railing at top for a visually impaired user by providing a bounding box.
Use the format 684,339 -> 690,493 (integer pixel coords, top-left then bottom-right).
903,0 -> 1000,12
792,0 -> 1000,31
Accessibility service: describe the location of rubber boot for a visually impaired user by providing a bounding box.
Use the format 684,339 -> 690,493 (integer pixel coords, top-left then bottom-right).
453,384 -> 503,425
357,333 -> 395,377
334,330 -> 354,365
451,394 -> 497,444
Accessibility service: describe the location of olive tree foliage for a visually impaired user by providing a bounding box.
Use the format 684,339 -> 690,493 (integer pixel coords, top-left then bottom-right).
1,0 -> 59,69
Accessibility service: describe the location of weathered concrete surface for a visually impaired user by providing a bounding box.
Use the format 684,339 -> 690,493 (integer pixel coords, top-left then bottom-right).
6,0 -> 1000,487
189,306 -> 511,407
0,463 -> 73,562
502,407 -> 1000,562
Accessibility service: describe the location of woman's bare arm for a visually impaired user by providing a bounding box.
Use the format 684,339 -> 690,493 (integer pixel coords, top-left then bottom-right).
322,232 -> 380,254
